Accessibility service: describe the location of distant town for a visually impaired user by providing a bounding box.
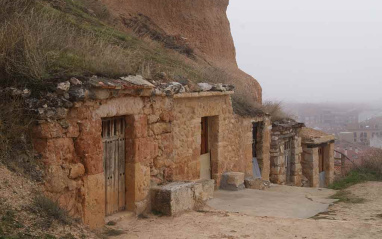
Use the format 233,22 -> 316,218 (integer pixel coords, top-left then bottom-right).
286,102 -> 382,165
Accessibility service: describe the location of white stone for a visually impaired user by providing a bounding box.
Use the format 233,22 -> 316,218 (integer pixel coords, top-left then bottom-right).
197,83 -> 213,91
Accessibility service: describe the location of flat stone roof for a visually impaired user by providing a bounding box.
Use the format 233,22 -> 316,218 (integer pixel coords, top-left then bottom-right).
300,127 -> 336,145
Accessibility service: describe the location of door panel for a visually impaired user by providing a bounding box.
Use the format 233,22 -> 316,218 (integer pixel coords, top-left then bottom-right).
102,117 -> 126,216
284,139 -> 292,184
200,153 -> 211,180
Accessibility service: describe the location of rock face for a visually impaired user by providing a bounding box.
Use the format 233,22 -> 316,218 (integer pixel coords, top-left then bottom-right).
100,0 -> 262,102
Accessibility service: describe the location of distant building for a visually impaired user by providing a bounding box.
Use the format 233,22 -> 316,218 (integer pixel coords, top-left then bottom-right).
345,117 -> 382,146
370,135 -> 382,149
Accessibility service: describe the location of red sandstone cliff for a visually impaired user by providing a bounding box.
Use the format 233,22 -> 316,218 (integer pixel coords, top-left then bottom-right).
101,0 -> 262,103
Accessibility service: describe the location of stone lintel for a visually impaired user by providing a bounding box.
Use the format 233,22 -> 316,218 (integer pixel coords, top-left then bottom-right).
173,91 -> 234,98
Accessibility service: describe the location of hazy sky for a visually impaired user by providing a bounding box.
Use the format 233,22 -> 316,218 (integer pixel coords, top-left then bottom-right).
227,0 -> 382,103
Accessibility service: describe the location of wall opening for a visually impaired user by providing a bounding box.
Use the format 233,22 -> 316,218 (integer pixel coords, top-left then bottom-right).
200,117 -> 211,180
252,122 -> 262,178
102,117 -> 127,216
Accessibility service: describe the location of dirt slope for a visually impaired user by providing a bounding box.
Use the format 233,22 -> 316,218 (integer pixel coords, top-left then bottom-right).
101,0 -> 262,102
0,165 -> 98,238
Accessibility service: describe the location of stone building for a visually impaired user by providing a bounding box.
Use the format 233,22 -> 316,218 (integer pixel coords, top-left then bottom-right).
31,76 -> 271,228
300,127 -> 336,188
269,119 -> 304,186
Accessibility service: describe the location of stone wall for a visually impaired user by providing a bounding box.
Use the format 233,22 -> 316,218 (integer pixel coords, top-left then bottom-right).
301,142 -> 335,188
32,92 -> 271,228
270,124 -> 302,186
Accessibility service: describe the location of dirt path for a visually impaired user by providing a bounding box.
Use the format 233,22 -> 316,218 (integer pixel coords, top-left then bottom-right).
111,182 -> 382,239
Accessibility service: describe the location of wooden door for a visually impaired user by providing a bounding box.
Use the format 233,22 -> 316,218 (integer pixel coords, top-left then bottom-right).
200,117 -> 211,179
284,139 -> 292,184
201,117 -> 209,155
102,117 -> 126,216
252,123 -> 258,158
318,147 -> 324,173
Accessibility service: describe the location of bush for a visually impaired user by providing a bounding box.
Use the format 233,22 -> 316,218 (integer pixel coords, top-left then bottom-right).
329,148 -> 382,190
31,195 -> 71,227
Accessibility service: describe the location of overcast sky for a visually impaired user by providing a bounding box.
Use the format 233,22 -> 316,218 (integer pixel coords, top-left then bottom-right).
227,0 -> 382,104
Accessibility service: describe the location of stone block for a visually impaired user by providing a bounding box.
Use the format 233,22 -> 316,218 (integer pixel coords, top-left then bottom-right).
160,111 -> 175,122
151,122 -> 172,135
32,122 -> 64,139
68,163 -> 85,179
194,179 -> 214,201
270,166 -> 282,175
220,172 -> 245,191
126,115 -> 148,138
244,177 -> 271,190
132,137 -> 158,165
151,180 -> 214,216
151,182 -> 195,216
36,138 -> 78,165
83,173 -> 105,229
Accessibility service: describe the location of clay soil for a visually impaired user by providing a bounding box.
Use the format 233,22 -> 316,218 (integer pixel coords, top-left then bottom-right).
111,182 -> 382,239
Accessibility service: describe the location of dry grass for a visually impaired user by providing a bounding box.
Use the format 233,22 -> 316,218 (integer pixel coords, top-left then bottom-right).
0,0 -> 143,87
359,148 -> 382,179
30,194 -> 72,228
0,0 -> 262,117
0,92 -> 43,181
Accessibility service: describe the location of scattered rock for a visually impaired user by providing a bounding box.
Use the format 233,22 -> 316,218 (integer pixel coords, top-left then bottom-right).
70,77 -> 83,86
56,81 -> 71,94
220,172 -> 245,191
120,75 -> 155,88
244,177 -> 271,190
164,82 -> 186,95
197,83 -> 213,92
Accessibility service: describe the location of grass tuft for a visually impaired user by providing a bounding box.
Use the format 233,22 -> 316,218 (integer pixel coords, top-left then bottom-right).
31,194 -> 72,227
330,190 -> 366,204
103,228 -> 125,237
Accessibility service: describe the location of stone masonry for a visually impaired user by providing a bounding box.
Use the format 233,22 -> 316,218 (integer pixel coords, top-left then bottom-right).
31,76 -> 272,228
270,119 -> 304,186
300,127 -> 335,188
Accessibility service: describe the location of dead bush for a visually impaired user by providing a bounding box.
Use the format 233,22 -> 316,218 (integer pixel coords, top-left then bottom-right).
359,148 -> 382,179
0,92 -> 43,180
31,194 -> 72,228
260,101 -> 295,121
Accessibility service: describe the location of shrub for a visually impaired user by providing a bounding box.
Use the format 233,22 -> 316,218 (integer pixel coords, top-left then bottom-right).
329,148 -> 382,190
31,195 -> 71,227
330,190 -> 365,204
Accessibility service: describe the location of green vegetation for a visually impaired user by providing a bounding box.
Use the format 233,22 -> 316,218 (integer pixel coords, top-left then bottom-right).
102,228 -> 125,237
329,148 -> 382,190
330,190 -> 366,204
329,170 -> 380,190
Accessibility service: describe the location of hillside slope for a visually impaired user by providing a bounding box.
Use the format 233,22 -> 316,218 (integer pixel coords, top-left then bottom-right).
0,0 -> 262,110
102,0 -> 262,102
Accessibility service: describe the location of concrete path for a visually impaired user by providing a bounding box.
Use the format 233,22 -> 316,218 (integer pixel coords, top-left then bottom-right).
207,184 -> 337,219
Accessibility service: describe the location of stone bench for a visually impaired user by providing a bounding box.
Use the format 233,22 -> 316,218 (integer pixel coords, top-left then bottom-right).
151,179 -> 214,216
